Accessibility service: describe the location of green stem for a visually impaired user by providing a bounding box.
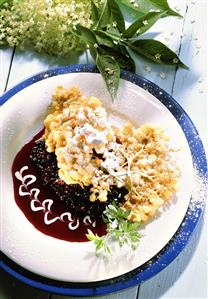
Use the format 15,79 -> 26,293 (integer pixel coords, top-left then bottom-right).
100,30 -> 121,42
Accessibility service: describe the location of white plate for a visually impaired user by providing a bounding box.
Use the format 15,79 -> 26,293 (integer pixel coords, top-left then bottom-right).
0,71 -> 193,282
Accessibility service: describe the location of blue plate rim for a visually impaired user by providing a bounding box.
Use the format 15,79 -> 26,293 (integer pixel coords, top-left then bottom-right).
0,64 -> 207,296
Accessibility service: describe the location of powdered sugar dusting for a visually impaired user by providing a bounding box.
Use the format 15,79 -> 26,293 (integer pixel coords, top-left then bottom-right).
188,164 -> 207,218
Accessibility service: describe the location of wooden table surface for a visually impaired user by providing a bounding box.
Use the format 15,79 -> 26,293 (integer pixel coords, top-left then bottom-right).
0,1 -> 207,298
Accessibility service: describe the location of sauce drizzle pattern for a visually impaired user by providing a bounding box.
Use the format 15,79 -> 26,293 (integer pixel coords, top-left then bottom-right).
15,165 -> 96,231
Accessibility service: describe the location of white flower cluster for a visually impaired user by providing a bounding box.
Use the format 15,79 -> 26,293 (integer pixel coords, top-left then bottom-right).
0,0 -> 102,56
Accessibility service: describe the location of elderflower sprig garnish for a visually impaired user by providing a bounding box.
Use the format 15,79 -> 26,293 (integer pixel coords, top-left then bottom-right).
86,202 -> 142,256
73,0 -> 188,99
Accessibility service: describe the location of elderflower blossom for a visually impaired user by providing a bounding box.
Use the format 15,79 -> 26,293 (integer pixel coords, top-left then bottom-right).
0,0 -> 103,56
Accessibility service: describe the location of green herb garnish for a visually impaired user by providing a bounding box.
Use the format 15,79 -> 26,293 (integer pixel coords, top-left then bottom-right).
86,202 -> 142,256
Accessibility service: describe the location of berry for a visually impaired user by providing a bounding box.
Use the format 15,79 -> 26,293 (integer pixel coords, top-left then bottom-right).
30,140 -> 128,218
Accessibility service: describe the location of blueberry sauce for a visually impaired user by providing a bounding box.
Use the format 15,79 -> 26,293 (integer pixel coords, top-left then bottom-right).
11,130 -> 106,242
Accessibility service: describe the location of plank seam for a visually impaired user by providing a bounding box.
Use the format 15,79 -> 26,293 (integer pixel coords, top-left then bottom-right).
136,284 -> 141,299
171,2 -> 189,96
4,46 -> 16,92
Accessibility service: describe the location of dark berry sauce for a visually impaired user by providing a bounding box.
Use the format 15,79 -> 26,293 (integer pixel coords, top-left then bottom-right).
12,130 -> 106,242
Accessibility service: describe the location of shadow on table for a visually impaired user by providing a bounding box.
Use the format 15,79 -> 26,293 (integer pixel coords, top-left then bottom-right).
14,47 -> 83,67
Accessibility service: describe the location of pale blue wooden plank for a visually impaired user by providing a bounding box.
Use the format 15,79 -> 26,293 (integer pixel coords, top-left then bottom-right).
138,216 -> 207,299
171,0 -> 207,145
0,268 -> 49,299
139,0 -> 207,298
51,286 -> 138,299
6,49 -> 88,90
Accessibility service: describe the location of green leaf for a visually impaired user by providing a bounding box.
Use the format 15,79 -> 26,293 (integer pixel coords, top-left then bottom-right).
118,1 -> 144,20
96,52 -> 120,99
99,45 -> 135,72
97,0 -> 111,29
89,47 -> 97,60
95,239 -> 104,252
91,1 -> 100,28
127,221 -> 140,231
86,202 -> 142,256
122,220 -> 128,232
73,25 -> 97,45
0,0 -> 12,8
117,207 -> 130,219
108,0 -> 125,33
94,30 -> 115,47
104,243 -> 111,254
103,202 -> 130,220
86,229 -> 97,241
86,229 -> 111,255
128,39 -> 188,68
122,11 -> 166,39
119,46 -> 136,72
106,26 -> 121,37
97,0 -> 125,33
120,0 -> 182,18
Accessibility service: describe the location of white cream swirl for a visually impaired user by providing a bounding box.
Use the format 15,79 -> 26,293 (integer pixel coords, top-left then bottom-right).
15,166 -> 96,230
